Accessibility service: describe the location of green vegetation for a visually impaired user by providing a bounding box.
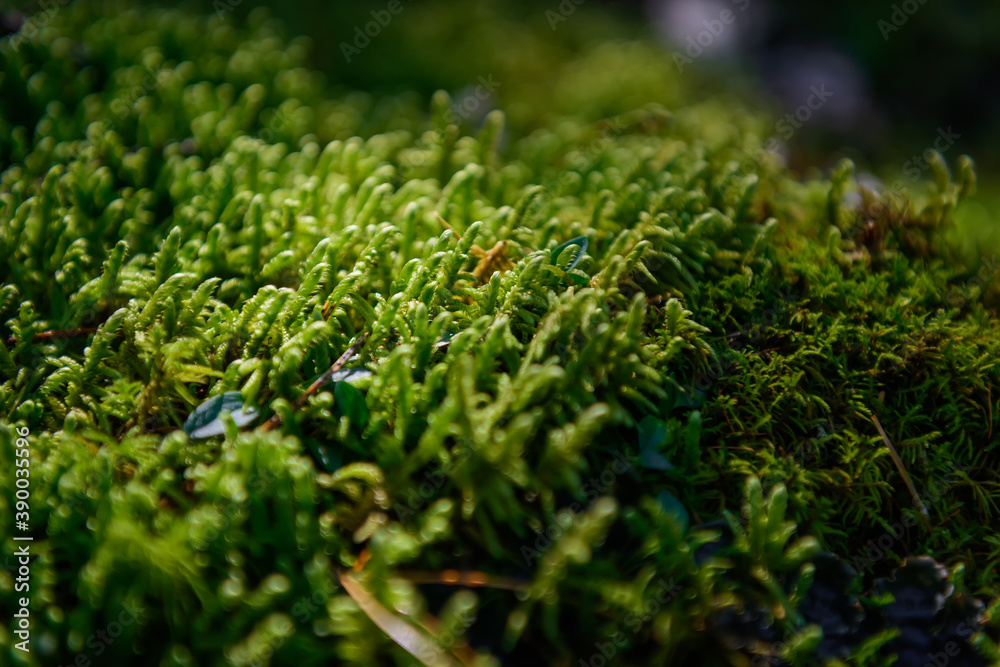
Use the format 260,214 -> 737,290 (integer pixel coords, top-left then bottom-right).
1,3 -> 998,665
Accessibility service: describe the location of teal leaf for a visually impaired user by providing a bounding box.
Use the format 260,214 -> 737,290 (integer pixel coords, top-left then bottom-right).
305,367 -> 373,387
334,381 -> 369,428
551,236 -> 588,271
640,448 -> 675,471
670,388 -> 705,410
656,491 -> 689,534
183,391 -> 259,439
638,416 -> 673,470
638,416 -> 668,450
330,367 -> 373,384
432,332 -> 455,349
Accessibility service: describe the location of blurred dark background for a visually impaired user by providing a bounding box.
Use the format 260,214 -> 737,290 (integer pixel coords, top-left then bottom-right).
630,0 -> 999,169
635,0 -> 1000,177
4,0 -> 999,175
199,0 -> 1000,175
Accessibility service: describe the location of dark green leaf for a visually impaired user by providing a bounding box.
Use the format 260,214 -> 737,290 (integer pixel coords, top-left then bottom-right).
334,381 -> 369,428
551,236 -> 588,271
638,415 -> 668,450
656,491 -> 689,534
640,448 -> 675,471
183,391 -> 259,439
682,411 -> 702,447
681,411 -> 702,469
638,416 -> 673,470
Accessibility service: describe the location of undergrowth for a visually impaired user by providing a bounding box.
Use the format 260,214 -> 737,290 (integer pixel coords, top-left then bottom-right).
0,2 -> 998,666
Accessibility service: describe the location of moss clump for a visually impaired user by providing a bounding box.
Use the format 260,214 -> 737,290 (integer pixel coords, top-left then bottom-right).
1,3 -> 998,666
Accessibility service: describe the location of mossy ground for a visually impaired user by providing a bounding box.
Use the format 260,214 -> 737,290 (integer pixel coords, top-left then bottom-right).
1,3 -> 999,666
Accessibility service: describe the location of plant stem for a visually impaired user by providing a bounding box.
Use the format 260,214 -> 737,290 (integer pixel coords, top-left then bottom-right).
261,331 -> 369,432
871,414 -> 933,532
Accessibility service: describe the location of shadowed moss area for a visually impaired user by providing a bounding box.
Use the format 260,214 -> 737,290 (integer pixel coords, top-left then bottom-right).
1,2 -> 999,666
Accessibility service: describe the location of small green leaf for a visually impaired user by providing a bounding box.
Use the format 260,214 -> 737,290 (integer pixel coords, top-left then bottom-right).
551,236 -> 588,271
656,491 -> 689,534
681,411 -> 702,468
640,448 -> 674,471
334,381 -> 369,428
682,411 -> 702,447
638,416 -> 668,450
638,416 -> 673,470
671,389 -> 704,410
183,391 -> 259,439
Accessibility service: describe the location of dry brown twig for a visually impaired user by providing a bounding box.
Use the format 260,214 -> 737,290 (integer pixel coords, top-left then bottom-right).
871,414 -> 933,532
436,212 -> 515,285
260,331 -> 369,432
337,548 -> 525,666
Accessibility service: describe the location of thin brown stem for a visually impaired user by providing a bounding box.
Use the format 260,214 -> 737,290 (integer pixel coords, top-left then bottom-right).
6,327 -> 99,346
261,331 -> 369,432
871,414 -> 932,532
392,569 -> 528,592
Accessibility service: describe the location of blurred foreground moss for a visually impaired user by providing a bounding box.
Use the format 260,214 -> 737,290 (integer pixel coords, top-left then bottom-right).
1,2 -> 999,666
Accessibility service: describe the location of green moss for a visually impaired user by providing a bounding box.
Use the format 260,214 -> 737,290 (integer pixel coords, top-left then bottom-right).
1,3 -> 998,666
